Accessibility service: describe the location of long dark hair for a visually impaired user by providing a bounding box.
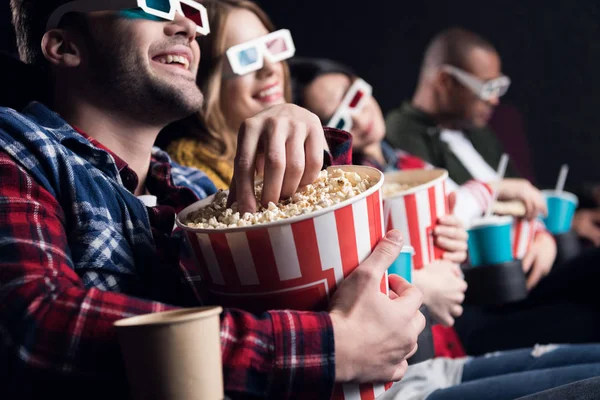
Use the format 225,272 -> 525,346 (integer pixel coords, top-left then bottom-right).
288,57 -> 356,109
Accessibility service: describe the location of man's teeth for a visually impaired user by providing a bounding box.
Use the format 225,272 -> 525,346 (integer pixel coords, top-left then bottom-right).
156,55 -> 190,70
257,86 -> 280,98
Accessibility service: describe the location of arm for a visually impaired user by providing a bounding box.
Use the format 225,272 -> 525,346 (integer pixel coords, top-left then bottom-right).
451,180 -> 494,225
0,152 -> 335,398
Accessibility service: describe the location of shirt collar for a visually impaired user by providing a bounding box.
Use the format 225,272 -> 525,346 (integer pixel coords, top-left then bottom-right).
72,126 -> 130,172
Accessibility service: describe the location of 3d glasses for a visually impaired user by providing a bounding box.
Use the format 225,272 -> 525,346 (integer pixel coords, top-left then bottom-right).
226,29 -> 295,76
442,65 -> 511,101
326,78 -> 373,131
46,0 -> 210,36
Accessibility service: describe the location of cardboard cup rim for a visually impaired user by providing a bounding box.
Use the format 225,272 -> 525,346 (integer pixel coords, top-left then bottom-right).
541,190 -> 579,206
382,169 -> 449,199
401,245 -> 415,254
113,306 -> 223,328
176,165 -> 383,233
468,215 -> 514,230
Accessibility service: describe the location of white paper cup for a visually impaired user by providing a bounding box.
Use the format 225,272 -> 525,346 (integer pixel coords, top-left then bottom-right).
114,307 -> 224,400
177,165 -> 388,400
382,169 -> 449,269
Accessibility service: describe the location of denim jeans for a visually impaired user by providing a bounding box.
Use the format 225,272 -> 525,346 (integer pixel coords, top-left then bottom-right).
427,344 -> 600,400
515,376 -> 600,400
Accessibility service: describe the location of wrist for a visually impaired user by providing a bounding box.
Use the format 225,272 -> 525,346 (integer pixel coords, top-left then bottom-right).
330,311 -> 354,382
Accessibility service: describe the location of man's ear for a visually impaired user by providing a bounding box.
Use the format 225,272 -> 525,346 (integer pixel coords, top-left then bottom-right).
435,70 -> 454,91
41,29 -> 84,68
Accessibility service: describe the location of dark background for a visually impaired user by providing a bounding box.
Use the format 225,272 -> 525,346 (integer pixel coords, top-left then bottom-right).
2,1 -> 600,189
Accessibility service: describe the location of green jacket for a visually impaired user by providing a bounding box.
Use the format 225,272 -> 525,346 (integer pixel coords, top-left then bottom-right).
385,102 -> 520,185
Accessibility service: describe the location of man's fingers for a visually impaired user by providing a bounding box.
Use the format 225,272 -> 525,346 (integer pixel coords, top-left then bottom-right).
442,250 -> 467,264
523,197 -> 535,220
588,224 -> 600,245
450,304 -> 464,318
260,119 -> 288,207
458,279 -> 468,293
405,343 -> 419,361
522,250 -> 535,274
536,197 -> 548,217
227,179 -> 237,208
436,312 -> 454,327
299,122 -> 324,188
434,224 -> 468,241
390,360 -> 409,382
589,230 -> 600,247
232,120 -> 261,213
280,124 -> 306,199
360,230 -> 403,279
589,210 -> 600,221
436,235 -> 468,252
447,192 -> 457,214
388,274 -> 405,300
389,279 -> 423,312
526,263 -> 544,290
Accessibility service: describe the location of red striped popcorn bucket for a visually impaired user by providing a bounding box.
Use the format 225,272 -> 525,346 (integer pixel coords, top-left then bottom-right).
382,169 -> 449,270
177,165 -> 391,399
511,217 -> 536,259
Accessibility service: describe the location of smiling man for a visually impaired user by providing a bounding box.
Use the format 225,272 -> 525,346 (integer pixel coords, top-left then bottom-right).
0,1 -> 425,399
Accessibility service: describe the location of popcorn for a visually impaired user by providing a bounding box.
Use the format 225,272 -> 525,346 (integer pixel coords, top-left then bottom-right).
382,182 -> 420,197
185,169 -> 378,229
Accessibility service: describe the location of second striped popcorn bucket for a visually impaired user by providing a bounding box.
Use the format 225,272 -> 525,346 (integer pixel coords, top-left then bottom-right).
382,169 -> 449,270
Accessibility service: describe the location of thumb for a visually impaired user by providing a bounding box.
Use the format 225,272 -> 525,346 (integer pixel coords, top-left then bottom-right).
360,230 -> 403,278
448,192 -> 457,214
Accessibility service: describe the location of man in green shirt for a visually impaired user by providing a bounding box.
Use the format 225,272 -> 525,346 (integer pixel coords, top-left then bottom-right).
386,27 -> 600,247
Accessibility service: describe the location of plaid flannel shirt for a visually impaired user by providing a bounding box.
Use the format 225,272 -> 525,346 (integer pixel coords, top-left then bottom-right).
0,102 -> 349,400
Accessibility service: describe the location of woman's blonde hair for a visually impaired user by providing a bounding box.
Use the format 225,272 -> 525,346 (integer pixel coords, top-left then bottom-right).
179,0 -> 292,161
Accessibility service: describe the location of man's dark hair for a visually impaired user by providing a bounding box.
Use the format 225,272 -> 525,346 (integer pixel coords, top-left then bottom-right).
10,0 -> 71,67
421,27 -> 497,73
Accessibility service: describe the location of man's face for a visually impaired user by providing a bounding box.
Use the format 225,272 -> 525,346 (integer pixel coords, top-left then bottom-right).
81,10 -> 203,123
442,48 -> 503,129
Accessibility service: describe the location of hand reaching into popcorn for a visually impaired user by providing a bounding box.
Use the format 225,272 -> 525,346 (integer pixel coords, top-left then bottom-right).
229,104 -> 327,213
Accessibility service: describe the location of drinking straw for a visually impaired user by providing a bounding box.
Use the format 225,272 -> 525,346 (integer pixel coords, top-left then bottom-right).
485,153 -> 510,218
555,164 -> 569,193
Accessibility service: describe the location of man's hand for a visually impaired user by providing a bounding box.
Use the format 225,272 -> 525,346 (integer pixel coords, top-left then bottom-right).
228,104 -> 326,213
413,260 -> 467,327
330,230 -> 425,384
496,178 -> 547,220
434,215 -> 468,264
522,232 -> 557,290
572,209 -> 600,246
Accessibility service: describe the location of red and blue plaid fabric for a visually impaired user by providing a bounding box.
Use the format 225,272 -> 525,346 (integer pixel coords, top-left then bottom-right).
0,103 -> 349,399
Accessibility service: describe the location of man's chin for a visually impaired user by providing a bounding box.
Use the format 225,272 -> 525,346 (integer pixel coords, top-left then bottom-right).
155,86 -> 204,119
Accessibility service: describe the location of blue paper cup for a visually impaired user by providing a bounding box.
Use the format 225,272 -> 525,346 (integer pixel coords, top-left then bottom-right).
542,190 -> 579,234
468,216 -> 514,267
388,246 -> 414,283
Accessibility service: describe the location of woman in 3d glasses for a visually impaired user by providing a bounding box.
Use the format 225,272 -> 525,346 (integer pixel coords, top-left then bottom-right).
161,0 -> 295,189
